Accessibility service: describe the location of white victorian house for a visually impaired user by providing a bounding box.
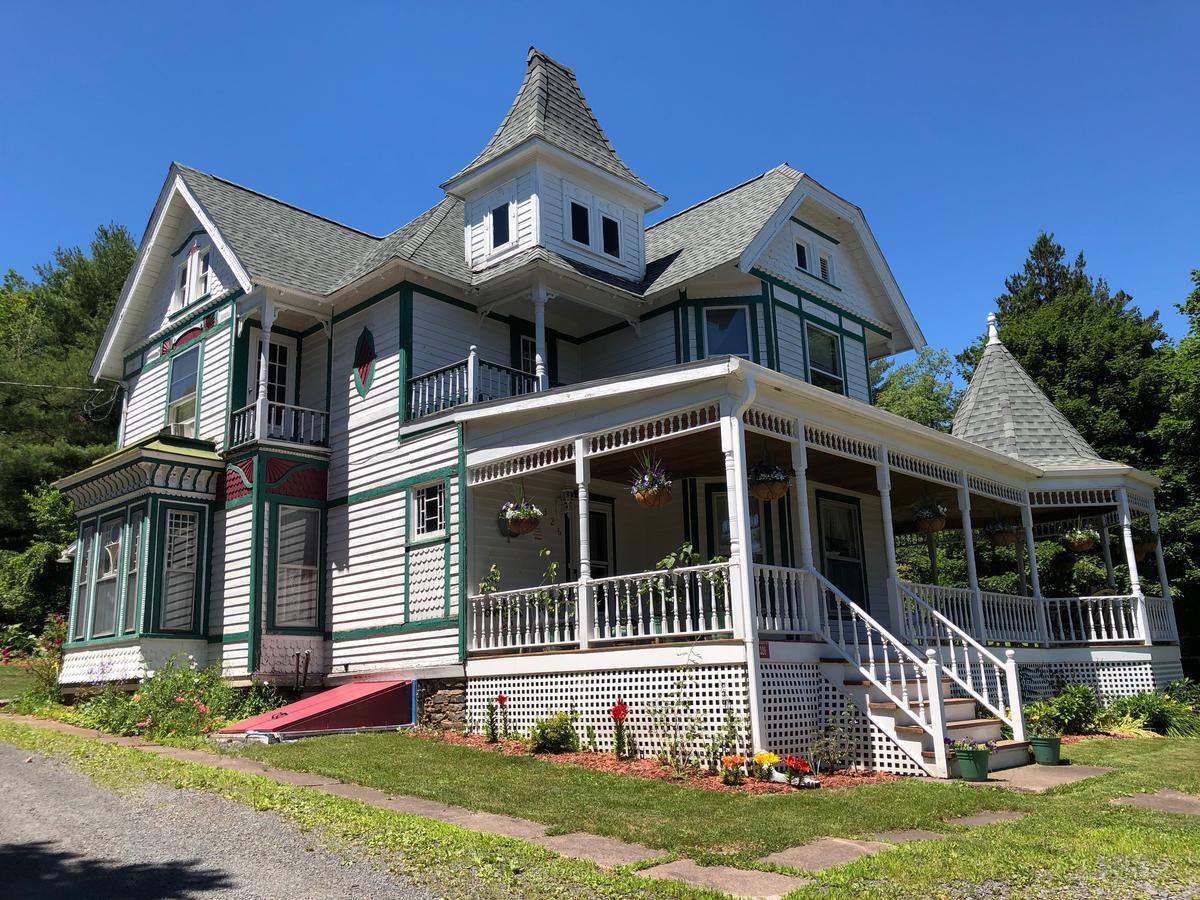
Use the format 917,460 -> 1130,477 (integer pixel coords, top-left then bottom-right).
55,48 -> 1182,777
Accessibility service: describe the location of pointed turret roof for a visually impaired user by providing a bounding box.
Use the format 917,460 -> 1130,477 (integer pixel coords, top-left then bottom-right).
442,48 -> 662,202
952,314 -> 1104,467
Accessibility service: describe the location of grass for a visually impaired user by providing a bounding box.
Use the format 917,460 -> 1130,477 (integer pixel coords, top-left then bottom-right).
0,663 -> 36,698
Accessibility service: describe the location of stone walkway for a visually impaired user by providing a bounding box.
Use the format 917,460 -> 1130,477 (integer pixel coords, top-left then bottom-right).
962,763 -> 1113,793
0,715 -> 1164,899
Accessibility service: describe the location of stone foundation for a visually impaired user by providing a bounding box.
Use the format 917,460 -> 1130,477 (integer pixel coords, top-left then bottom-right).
417,678 -> 467,729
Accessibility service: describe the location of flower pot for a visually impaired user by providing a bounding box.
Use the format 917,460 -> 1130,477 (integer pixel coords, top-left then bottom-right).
915,516 -> 946,534
954,747 -> 990,782
1066,538 -> 1095,553
989,531 -> 1018,547
749,481 -> 788,502
633,487 -> 672,508
1029,735 -> 1062,766
506,517 -> 539,535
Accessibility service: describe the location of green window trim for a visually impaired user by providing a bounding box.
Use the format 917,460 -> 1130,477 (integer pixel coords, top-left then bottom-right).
404,472 -> 454,625
66,500 -> 150,645
149,499 -> 209,637
353,327 -> 377,398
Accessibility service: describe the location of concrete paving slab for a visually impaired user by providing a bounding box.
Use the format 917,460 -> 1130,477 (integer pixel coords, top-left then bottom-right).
762,837 -> 892,872
1112,789 -> 1200,816
641,859 -> 808,899
946,810 -> 1026,827
533,831 -> 659,867
453,811 -> 548,842
868,828 -> 943,844
963,764 -> 1112,793
255,767 -> 342,788
320,782 -> 390,804
376,795 -> 465,820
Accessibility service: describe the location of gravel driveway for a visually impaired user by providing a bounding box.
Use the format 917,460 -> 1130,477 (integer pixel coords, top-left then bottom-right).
0,741 -> 433,899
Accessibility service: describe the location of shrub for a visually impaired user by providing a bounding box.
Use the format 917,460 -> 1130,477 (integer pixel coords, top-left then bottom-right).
1164,678 -> 1200,710
1046,684 -> 1100,734
1023,700 -> 1065,737
1,625 -> 36,657
1102,692 -> 1200,737
528,712 -> 579,753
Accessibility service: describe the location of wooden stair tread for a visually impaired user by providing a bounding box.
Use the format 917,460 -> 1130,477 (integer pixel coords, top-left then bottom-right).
896,717 -> 1001,735
843,678 -> 951,687
869,698 -> 974,710
923,739 -> 1029,759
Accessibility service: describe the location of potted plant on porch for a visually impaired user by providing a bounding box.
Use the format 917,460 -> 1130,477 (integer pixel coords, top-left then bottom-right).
1063,526 -> 1100,553
1023,701 -> 1064,766
501,490 -> 543,535
747,461 -> 791,501
630,450 -> 673,508
984,520 -> 1019,547
1132,526 -> 1157,563
947,737 -> 996,782
912,501 -> 948,534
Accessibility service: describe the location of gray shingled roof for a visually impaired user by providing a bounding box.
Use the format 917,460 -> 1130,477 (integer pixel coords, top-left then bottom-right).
953,320 -> 1104,467
336,197 -> 470,289
176,163 -> 379,294
443,47 -> 660,199
641,164 -> 803,296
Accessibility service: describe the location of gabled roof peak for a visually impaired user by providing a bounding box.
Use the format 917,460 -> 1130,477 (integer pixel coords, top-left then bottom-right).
953,313 -> 1104,467
442,48 -> 663,205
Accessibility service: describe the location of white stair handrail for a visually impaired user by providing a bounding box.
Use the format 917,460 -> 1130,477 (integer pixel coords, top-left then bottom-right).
898,581 -> 1026,741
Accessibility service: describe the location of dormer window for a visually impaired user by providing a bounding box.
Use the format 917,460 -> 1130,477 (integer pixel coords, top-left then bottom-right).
490,202 -> 512,250
601,215 -> 621,258
171,245 -> 213,314
795,242 -> 809,271
570,201 -> 591,246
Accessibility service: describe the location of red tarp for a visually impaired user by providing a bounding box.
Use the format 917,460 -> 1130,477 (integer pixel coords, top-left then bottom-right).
218,680 -> 414,735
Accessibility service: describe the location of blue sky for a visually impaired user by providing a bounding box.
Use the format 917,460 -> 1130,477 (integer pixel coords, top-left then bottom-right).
3,2 -> 1196,352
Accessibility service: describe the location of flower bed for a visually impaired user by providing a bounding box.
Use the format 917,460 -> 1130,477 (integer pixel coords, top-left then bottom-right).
407,727 -> 899,792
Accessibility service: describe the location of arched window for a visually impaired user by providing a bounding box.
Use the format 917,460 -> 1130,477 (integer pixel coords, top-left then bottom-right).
353,328 -> 376,398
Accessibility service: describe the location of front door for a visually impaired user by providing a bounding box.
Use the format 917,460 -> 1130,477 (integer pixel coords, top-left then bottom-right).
817,495 -> 868,609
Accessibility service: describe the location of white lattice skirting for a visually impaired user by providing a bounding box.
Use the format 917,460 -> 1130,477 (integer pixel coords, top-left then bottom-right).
466,664 -> 751,760
1017,659 -> 1185,701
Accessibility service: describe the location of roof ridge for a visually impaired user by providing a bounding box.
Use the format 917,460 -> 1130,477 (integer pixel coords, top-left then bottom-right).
172,162 -> 381,240
648,164 -> 798,230
399,197 -> 459,260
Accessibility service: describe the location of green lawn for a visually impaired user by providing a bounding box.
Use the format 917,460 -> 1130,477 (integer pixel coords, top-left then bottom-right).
0,664 -> 35,699
238,732 -> 1200,895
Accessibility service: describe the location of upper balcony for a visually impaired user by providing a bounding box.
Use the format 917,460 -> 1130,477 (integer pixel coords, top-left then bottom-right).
228,401 -> 330,450
406,346 -> 541,421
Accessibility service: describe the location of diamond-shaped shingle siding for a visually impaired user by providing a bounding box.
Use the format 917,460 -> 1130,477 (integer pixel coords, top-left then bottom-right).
953,324 -> 1103,467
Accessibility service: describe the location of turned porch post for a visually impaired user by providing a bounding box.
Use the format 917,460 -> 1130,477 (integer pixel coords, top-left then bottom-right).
1021,492 -> 1049,645
532,282 -> 549,391
1117,489 -> 1152,646
789,425 -> 818,632
1149,506 -> 1178,641
574,437 -> 592,649
877,447 -> 903,636
254,295 -> 276,441
958,475 -> 986,641
723,398 -> 765,752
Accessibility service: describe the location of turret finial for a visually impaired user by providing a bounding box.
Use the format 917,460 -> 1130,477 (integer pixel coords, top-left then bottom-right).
986,312 -> 1000,345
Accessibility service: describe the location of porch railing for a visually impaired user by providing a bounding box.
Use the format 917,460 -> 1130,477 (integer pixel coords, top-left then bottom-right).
228,401 -> 329,448
1044,594 -> 1140,644
407,348 -> 539,420
1144,595 -> 1178,642
467,583 -> 580,652
980,589 -> 1042,645
751,564 -> 811,634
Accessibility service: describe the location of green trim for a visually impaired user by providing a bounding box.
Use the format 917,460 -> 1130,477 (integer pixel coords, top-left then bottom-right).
147,499 -> 209,637
332,283 -> 405,325
124,289 -> 243,370
328,464 -> 457,508
790,217 -> 841,245
166,291 -> 215,323
207,631 -> 250,644
353,327 -> 376,398
247,454 -> 264,672
331,617 -> 458,642
753,269 -> 890,338
170,228 -> 209,257
403,471 -> 453,624
224,495 -> 253,511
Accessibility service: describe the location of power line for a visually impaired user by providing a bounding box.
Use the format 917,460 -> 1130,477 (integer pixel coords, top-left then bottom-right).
0,380 -> 105,393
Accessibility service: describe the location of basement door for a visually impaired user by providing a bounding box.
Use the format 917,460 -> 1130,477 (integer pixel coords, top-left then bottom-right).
816,494 -> 869,611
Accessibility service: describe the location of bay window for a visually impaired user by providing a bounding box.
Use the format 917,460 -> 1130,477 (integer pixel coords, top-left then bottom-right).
274,506 -> 320,629
123,508 -> 144,634
72,524 -> 95,641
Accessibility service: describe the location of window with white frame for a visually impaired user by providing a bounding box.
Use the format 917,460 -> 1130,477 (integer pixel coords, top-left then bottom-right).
795,241 -> 809,272
806,323 -> 844,394
569,201 -> 591,246
519,334 -> 537,375
72,524 -> 95,640
703,306 -> 752,360
166,346 -> 200,437
171,246 -> 213,313
601,214 -> 621,258
818,252 -> 834,284
489,201 -> 513,252
275,506 -> 319,629
90,516 -> 123,638
123,508 -> 144,634
161,509 -> 198,630
413,482 -> 445,537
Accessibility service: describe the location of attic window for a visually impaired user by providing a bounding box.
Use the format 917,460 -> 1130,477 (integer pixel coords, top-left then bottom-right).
171,246 -> 213,314
795,243 -> 809,271
491,202 -> 511,250
601,215 -> 620,258
570,202 -> 591,246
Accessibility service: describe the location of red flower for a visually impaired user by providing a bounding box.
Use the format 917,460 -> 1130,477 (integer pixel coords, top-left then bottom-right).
782,754 -> 811,774
496,694 -> 508,706
610,699 -> 629,723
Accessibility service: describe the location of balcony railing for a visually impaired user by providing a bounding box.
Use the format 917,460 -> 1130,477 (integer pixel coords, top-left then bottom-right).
407,347 -> 539,420
229,401 -> 329,449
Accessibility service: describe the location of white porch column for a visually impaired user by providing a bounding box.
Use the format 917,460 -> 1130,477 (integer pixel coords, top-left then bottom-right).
722,403 -> 765,752
877,447 -> 903,636
789,427 -> 818,632
958,475 -> 986,641
254,295 -> 276,440
574,438 -> 592,649
1020,492 -> 1049,645
1099,524 -> 1117,589
532,282 -> 549,391
1149,506 -> 1178,641
1117,489 -> 1152,646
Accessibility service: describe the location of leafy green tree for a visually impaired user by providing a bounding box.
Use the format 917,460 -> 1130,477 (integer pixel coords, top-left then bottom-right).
870,347 -> 961,432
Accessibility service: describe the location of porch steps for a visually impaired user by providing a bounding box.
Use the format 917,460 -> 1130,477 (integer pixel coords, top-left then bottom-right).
924,739 -> 1032,776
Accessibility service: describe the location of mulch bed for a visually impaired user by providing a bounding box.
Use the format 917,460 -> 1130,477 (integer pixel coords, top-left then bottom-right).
1061,731 -> 1135,745
408,727 -> 900,793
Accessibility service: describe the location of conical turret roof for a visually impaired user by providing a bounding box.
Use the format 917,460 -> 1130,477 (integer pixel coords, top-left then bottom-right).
952,314 -> 1103,467
443,47 -> 662,202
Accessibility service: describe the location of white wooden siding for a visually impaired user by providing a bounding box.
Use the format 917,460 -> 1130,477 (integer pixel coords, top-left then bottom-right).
298,330 -> 328,411
464,172 -> 537,270
327,493 -> 406,631
331,628 -> 459,672
843,337 -> 870,403
582,312 -> 674,378
554,339 -> 581,385
209,505 -> 252,634
774,296 -> 807,381
122,362 -> 169,446
537,161 -> 645,281
410,292 -> 509,376
197,329 -> 231,449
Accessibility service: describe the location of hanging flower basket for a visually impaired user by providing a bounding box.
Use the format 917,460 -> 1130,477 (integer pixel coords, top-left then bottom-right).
501,497 -> 543,536
630,451 -> 673,509
913,501 -> 948,534
1063,527 -> 1099,553
984,522 -> 1019,547
748,462 -> 791,502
